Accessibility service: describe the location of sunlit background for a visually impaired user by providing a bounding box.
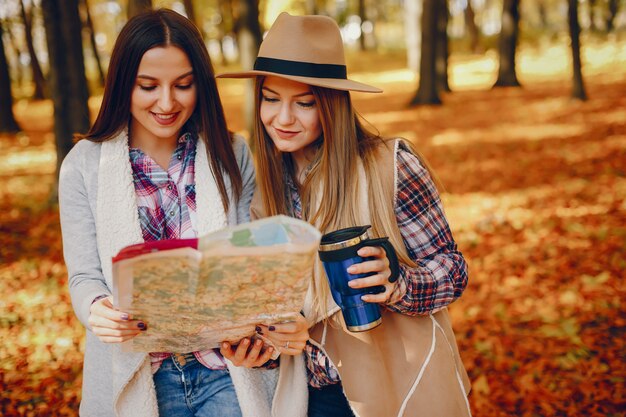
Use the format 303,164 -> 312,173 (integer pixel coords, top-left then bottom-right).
0,0 -> 625,416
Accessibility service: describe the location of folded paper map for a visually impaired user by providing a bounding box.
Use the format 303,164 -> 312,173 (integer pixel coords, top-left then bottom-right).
112,215 -> 321,353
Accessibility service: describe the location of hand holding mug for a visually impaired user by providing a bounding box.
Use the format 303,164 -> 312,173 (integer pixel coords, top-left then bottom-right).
318,225 -> 400,332
346,245 -> 395,304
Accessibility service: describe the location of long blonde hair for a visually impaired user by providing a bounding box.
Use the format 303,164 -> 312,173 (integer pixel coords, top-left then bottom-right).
253,77 -> 422,317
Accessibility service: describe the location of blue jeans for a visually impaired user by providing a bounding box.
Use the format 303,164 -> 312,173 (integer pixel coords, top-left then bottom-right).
153,353 -> 242,417
308,382 -> 355,417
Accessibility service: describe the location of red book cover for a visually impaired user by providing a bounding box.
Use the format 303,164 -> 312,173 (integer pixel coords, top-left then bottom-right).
112,238 -> 198,263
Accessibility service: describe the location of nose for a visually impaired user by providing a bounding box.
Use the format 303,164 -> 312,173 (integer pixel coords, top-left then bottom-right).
157,87 -> 175,112
277,102 -> 294,126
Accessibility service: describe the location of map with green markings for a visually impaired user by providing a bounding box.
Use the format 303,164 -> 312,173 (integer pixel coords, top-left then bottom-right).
112,216 -> 320,353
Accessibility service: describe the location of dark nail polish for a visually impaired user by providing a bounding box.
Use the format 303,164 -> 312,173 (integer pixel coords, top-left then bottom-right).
255,325 -> 262,333
137,322 -> 145,329
269,325 -> 276,331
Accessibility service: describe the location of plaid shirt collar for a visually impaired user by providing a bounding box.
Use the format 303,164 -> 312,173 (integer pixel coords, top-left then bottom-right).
129,132 -> 197,241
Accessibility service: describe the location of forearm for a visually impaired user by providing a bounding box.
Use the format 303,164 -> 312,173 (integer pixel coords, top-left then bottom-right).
389,148 -> 469,315
385,245 -> 468,315
59,149 -> 110,328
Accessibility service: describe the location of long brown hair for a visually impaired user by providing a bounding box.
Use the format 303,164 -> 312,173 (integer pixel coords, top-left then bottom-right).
76,9 -> 241,210
253,77 -> 424,316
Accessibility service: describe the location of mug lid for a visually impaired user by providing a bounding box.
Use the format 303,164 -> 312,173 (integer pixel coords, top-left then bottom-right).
319,225 -> 371,252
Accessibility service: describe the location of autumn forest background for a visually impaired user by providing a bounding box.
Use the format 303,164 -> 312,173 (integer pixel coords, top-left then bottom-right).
1,0 -> 625,416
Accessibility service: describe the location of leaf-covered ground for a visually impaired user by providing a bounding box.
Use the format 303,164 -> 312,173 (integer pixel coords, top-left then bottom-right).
1,40 -> 624,416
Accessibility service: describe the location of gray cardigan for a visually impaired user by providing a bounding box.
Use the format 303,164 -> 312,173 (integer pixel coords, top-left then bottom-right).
59,133 -> 261,416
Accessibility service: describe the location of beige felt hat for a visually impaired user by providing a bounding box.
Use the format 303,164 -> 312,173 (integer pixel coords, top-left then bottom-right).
217,13 -> 382,93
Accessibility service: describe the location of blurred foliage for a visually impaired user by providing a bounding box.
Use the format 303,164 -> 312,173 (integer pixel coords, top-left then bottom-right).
1,0 -> 625,100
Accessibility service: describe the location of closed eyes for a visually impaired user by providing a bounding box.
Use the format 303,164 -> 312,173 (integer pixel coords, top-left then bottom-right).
261,95 -> 315,108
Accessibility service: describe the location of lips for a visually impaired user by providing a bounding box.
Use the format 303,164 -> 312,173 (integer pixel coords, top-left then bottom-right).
274,127 -> 300,139
151,112 -> 179,126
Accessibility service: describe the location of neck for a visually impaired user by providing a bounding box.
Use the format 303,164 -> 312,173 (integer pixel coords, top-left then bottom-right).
293,146 -> 316,181
129,129 -> 180,170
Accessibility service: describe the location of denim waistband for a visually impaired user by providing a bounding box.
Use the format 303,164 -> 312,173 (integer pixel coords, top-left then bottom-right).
170,352 -> 197,369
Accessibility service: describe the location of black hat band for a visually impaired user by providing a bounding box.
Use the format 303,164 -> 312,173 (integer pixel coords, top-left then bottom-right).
254,57 -> 347,80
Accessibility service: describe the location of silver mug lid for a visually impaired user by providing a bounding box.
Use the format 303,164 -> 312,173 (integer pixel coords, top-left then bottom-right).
318,226 -> 370,252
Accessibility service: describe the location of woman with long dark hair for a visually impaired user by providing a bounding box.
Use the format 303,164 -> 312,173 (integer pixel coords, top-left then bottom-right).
59,9 -> 294,417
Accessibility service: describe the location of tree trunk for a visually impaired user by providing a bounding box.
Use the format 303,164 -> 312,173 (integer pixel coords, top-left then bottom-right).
183,0 -> 203,36
404,0 -> 421,73
0,19 -> 21,133
217,0 -> 234,65
128,0 -> 152,19
234,0 -> 262,140
358,0 -> 367,50
410,0 -> 441,106
41,0 -> 91,178
306,0 -> 318,15
436,0 -> 450,92
537,0 -> 549,30
568,0 -> 587,100
606,0 -> 618,32
183,0 -> 196,22
3,18 -> 25,90
19,0 -> 47,99
81,0 -> 105,87
464,0 -> 480,53
493,0 -> 521,87
588,0 -> 598,31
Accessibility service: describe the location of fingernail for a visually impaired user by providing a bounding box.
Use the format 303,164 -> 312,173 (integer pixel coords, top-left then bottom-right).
255,339 -> 262,346
268,347 -> 274,353
242,338 -> 249,345
347,266 -> 356,273
348,281 -> 356,287
222,342 -> 229,349
255,325 -> 262,334
268,325 -> 275,331
137,322 -> 145,329
120,313 -> 129,321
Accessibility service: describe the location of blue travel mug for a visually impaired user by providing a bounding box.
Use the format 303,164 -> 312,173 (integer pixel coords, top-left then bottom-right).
318,225 -> 400,332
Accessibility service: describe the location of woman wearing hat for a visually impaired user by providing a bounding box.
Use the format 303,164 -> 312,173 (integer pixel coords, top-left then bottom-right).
220,13 -> 472,417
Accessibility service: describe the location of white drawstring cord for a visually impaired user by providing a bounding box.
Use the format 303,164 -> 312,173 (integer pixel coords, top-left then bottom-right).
396,315 -> 437,417
432,317 -> 473,417
321,319 -> 328,346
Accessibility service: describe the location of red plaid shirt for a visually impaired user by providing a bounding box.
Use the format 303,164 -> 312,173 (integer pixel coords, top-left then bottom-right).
130,132 -> 227,373
287,145 -> 469,387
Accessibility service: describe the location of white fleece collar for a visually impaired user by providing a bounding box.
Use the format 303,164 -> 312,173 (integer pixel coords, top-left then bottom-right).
96,129 -> 227,286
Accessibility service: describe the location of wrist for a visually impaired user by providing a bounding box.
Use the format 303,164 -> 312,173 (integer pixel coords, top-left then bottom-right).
91,294 -> 109,305
385,277 -> 406,305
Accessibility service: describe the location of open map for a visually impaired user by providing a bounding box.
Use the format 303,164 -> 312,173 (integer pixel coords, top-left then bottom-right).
112,215 -> 320,353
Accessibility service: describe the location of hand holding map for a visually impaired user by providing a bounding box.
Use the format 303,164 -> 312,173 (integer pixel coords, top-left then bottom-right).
112,215 -> 320,353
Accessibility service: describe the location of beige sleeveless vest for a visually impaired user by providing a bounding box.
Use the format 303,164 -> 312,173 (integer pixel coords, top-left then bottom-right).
252,139 -> 471,417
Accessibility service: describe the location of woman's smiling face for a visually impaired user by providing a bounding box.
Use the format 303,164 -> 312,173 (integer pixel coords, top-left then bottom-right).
130,45 -> 197,145
260,76 -> 322,164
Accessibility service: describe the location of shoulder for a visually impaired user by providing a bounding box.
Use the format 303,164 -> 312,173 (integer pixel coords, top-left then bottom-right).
370,138 -> 422,173
231,133 -> 251,158
60,139 -> 101,181
391,140 -> 441,207
230,134 -> 254,171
